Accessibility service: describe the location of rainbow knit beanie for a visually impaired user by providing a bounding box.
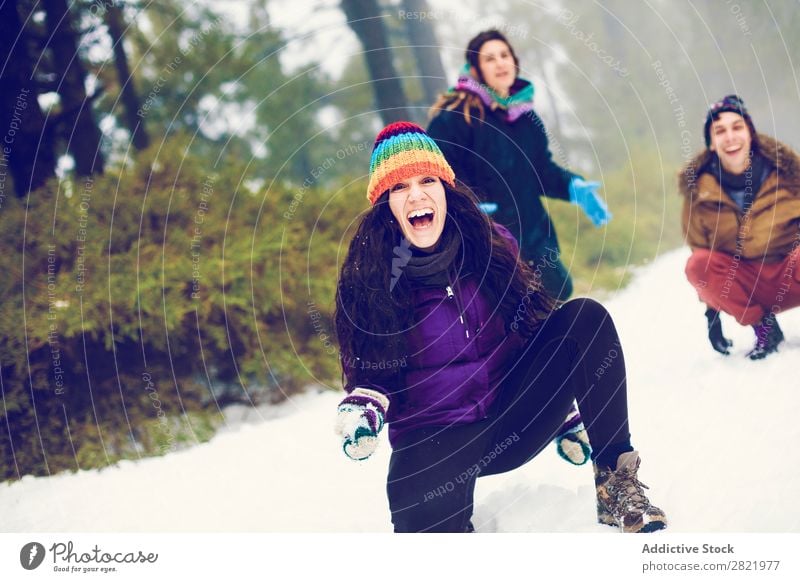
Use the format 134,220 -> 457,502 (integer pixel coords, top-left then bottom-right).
366,121 -> 456,205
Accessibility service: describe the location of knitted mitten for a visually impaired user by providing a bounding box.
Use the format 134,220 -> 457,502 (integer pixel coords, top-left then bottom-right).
554,401 -> 592,465
335,387 -> 390,461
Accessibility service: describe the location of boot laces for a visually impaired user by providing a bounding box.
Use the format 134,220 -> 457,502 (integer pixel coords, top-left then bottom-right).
612,467 -> 650,508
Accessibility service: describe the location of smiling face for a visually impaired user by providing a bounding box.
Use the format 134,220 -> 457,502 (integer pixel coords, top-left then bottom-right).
388,175 -> 447,249
474,39 -> 516,97
709,111 -> 753,175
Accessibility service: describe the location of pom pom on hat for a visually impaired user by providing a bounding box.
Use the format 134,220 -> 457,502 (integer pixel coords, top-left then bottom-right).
366,121 -> 455,205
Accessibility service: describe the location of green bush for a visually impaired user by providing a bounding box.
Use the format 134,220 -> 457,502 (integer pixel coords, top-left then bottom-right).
545,145 -> 685,294
0,135 -> 350,480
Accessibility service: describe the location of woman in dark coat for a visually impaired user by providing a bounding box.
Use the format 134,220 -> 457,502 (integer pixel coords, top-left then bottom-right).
333,121 -> 665,533
427,29 -> 611,302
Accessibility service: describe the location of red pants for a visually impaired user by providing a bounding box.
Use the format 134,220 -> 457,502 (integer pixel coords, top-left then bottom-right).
685,247 -> 800,325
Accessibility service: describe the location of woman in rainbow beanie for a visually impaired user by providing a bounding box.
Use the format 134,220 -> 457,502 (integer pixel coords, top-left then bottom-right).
333,121 -> 666,533
428,29 -> 611,302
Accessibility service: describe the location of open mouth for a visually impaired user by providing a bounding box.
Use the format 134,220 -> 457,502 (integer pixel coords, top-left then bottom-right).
407,207 -> 435,229
724,145 -> 743,155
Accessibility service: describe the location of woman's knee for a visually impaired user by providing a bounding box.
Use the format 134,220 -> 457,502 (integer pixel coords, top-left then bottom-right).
557,297 -> 611,328
529,298 -> 617,358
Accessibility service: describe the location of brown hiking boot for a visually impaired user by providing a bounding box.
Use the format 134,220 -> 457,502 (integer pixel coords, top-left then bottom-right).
594,451 -> 667,533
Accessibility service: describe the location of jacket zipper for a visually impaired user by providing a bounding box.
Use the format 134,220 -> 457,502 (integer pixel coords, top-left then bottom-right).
446,284 -> 469,339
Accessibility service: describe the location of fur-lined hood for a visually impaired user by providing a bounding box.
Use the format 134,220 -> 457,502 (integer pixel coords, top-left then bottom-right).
678,133 -> 800,198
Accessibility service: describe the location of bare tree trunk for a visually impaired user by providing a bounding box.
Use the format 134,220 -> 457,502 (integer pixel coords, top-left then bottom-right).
0,0 -> 57,197
341,0 -> 411,125
400,0 -> 447,105
104,3 -> 150,151
42,0 -> 105,176
531,42 -> 564,145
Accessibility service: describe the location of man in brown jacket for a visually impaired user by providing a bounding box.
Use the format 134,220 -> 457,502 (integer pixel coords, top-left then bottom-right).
680,95 -> 800,359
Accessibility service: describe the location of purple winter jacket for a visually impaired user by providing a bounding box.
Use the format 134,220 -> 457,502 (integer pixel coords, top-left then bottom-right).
343,224 -> 526,446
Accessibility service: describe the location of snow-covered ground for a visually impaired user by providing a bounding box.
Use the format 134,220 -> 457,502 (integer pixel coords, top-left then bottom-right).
2,247 -> 799,533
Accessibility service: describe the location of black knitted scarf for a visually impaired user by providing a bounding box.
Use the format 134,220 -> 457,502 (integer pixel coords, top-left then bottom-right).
403,225 -> 461,287
708,151 -> 771,210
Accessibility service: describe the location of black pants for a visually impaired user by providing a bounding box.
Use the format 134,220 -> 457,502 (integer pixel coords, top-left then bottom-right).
386,298 -> 631,532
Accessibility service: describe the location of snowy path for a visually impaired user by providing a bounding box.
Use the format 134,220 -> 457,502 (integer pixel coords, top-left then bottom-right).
2,248 -> 799,532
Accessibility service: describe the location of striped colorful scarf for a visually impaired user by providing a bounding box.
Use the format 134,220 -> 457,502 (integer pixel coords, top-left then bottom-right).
452,63 -> 535,122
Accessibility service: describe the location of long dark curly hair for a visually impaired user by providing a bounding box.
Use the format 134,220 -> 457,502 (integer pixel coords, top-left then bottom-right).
334,181 -> 553,385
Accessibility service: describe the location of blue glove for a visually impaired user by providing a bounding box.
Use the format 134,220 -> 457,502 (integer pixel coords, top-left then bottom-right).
478,202 -> 498,215
568,177 -> 611,227
334,388 -> 389,461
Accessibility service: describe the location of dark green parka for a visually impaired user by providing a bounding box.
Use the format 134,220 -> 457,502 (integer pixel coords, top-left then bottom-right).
427,96 -> 577,261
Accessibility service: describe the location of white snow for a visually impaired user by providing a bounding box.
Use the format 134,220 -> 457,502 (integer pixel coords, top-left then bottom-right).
2,247 -> 799,532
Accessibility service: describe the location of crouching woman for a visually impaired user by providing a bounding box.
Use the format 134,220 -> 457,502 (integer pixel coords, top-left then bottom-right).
334,122 -> 666,533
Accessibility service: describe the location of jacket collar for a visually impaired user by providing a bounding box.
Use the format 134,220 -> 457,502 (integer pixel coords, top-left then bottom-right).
679,133 -> 800,199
